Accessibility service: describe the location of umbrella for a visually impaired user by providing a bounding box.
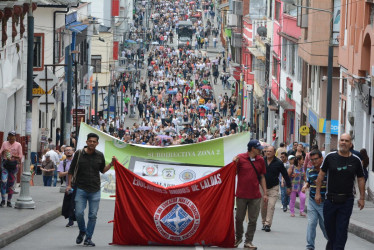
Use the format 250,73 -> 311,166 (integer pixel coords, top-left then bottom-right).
125,39 -> 137,44
198,105 -> 210,110
138,126 -> 152,131
287,142 -> 310,150
164,128 -> 176,133
151,61 -> 156,65
189,1 -> 195,4
201,85 -> 212,90
260,141 -> 271,147
156,135 -> 173,140
151,41 -> 159,45
167,90 -> 178,94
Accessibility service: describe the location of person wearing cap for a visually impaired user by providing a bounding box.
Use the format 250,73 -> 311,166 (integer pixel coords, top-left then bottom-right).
261,146 -> 291,232
0,131 -> 23,207
233,139 -> 268,249
41,153 -> 55,187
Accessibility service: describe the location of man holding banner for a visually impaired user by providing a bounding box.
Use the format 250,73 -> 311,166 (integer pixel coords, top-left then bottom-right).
234,140 -> 268,249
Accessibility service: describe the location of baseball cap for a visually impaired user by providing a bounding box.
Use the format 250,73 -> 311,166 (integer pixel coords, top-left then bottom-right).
8,131 -> 16,136
247,140 -> 264,151
288,155 -> 295,160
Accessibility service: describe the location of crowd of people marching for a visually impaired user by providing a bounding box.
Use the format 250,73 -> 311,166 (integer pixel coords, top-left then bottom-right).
89,0 -> 248,146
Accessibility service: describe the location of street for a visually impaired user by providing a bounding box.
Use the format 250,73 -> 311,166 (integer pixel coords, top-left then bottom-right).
4,199 -> 373,250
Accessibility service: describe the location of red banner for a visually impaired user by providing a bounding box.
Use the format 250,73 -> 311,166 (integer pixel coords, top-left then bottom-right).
111,0 -> 119,16
113,41 -> 119,61
112,161 -> 236,248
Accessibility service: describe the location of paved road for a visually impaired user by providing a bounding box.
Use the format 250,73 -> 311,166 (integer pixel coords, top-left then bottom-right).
4,199 -> 373,250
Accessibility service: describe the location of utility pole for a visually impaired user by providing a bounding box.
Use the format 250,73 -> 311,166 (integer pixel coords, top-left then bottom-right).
15,0 -> 36,209
65,51 -> 72,145
95,76 -> 98,124
74,59 -> 78,135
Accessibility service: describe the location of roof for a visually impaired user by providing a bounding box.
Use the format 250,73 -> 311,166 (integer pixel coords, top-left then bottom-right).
99,25 -> 111,33
37,0 -> 79,6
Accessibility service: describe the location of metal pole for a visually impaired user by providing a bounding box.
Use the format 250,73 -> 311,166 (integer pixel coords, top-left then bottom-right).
95,76 -> 98,124
15,0 -> 35,209
264,87 -> 268,140
75,61 -> 78,135
114,84 -> 118,118
107,84 -> 111,120
45,65 -> 48,128
65,51 -> 72,144
325,14 -> 334,154
121,81 -> 124,122
250,89 -> 254,127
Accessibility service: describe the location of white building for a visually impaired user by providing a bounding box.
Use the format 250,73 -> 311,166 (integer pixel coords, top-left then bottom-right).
0,1 -> 32,144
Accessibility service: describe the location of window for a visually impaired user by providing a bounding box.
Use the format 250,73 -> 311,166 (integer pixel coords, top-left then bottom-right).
282,38 -> 287,70
92,55 -> 102,73
33,33 -> 44,70
54,30 -> 65,63
275,1 -> 281,21
272,57 -> 279,79
288,42 -> 296,76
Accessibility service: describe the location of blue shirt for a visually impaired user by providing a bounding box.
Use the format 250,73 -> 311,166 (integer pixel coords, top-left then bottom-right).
307,167 -> 327,201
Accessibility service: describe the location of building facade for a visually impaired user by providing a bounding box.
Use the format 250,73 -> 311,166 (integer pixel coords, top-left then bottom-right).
338,0 -> 374,199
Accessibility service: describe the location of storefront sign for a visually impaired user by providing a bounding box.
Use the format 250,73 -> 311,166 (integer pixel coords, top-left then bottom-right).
299,126 -> 309,136
318,119 -> 339,135
308,109 -> 318,130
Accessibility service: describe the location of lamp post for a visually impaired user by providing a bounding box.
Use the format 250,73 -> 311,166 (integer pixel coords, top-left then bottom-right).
15,0 -> 36,209
282,0 -> 334,153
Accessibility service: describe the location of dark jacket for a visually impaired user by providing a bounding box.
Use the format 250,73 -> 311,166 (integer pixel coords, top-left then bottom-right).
264,157 -> 291,189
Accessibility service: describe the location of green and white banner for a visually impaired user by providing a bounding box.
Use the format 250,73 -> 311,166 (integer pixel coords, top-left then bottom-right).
77,123 -> 250,198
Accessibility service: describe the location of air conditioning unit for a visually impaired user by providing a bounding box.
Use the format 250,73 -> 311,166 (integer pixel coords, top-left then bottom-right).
227,13 -> 238,27
232,0 -> 243,16
365,0 -> 374,3
232,32 -> 242,47
348,111 -> 355,125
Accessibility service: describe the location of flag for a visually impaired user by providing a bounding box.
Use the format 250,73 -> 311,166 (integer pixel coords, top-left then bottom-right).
112,161 -> 236,247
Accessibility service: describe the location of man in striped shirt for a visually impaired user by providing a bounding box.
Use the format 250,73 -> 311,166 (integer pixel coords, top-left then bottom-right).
302,150 -> 328,250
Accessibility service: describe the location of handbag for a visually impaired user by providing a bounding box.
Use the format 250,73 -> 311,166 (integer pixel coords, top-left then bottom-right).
248,158 -> 262,183
3,159 -> 18,171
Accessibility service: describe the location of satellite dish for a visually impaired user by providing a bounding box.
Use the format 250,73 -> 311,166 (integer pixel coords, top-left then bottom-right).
257,26 -> 267,37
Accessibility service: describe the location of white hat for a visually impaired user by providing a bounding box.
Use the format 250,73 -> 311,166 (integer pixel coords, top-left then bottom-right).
288,155 -> 295,160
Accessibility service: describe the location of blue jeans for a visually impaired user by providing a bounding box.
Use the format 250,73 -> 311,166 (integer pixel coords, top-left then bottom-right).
306,198 -> 328,249
280,185 -> 290,208
75,188 -> 101,239
43,176 -> 52,186
323,197 -> 354,250
53,169 -> 58,187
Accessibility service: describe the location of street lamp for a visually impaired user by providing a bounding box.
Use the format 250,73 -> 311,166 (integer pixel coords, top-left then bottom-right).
281,0 -> 334,153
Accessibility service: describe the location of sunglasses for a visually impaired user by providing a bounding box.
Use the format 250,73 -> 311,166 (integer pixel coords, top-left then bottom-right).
337,166 -> 348,171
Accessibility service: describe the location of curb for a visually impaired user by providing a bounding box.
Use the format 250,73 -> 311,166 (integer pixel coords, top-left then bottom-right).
294,200 -> 374,244
0,204 -> 62,248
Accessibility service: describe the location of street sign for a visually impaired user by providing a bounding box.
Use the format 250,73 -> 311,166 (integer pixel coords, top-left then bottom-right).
34,68 -> 59,93
72,108 -> 86,127
299,125 -> 310,136
227,76 -> 237,85
38,95 -> 55,113
80,89 -> 92,106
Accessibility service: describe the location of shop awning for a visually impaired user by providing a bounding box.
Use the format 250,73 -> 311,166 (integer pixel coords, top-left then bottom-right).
66,21 -> 88,33
219,2 -> 229,9
248,47 -> 265,61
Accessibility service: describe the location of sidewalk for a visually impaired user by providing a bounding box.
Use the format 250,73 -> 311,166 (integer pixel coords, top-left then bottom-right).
295,196 -> 374,244
0,186 -> 64,248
